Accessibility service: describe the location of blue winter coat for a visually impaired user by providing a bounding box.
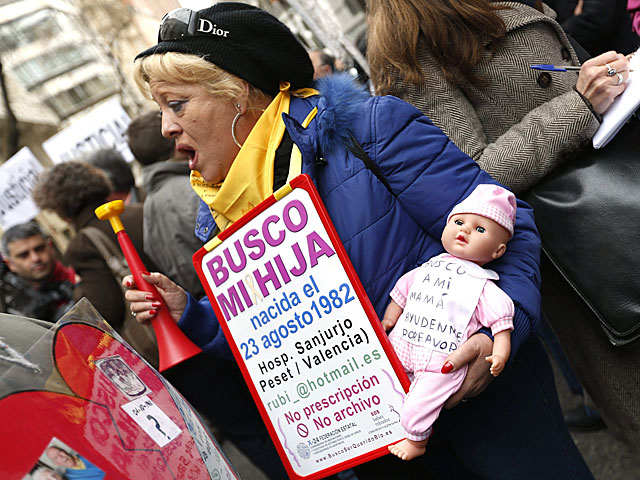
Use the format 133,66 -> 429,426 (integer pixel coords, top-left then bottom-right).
181,75 -> 541,362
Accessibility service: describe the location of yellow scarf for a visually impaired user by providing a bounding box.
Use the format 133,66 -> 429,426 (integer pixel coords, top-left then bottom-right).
190,82 -> 318,232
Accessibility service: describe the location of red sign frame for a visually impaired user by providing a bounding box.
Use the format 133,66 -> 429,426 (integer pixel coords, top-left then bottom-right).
193,174 -> 410,479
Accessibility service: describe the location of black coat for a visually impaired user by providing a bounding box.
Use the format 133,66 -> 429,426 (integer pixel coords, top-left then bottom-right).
545,0 -> 640,56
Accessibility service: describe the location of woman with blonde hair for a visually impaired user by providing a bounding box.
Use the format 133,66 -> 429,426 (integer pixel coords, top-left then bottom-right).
31,161 -> 152,331
124,3 -> 588,478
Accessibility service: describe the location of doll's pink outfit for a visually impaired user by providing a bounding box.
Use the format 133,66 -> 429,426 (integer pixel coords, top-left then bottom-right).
389,253 -> 514,441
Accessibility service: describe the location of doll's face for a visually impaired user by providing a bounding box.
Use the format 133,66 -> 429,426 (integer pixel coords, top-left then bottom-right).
441,213 -> 511,266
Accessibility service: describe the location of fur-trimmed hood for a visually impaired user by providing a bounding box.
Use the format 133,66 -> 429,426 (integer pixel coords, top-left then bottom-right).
283,73 -> 371,159
312,74 -> 371,153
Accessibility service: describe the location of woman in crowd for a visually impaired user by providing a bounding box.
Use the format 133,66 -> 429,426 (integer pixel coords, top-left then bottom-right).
124,3 -> 592,478
31,162 -> 152,331
31,162 -> 159,366
367,0 -> 638,449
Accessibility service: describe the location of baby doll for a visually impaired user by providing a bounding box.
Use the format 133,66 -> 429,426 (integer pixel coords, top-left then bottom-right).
382,184 -> 516,461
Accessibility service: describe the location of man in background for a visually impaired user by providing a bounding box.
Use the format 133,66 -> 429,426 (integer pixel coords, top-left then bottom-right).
0,221 -> 76,322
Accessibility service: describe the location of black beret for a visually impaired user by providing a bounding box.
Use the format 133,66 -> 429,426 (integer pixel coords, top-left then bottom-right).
135,2 -> 314,97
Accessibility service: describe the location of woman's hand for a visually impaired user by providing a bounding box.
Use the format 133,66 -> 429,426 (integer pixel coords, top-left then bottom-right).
441,333 -> 494,408
576,51 -> 630,115
122,272 -> 187,324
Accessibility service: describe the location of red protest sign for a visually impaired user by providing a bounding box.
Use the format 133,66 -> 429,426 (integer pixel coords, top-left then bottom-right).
193,174 -> 409,480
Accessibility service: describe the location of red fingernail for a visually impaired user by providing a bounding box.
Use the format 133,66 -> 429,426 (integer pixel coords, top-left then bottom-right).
148,309 -> 157,316
151,302 -> 162,308
441,361 -> 454,373
126,280 -> 132,287
145,294 -> 155,301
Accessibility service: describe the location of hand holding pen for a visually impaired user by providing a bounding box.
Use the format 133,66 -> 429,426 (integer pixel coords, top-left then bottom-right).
530,49 -> 636,73
533,51 -> 630,115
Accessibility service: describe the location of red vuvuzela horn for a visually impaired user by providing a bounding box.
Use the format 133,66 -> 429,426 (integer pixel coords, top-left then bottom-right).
95,200 -> 201,371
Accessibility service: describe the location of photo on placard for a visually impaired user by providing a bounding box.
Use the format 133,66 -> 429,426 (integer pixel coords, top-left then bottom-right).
22,437 -> 105,480
95,355 -> 147,397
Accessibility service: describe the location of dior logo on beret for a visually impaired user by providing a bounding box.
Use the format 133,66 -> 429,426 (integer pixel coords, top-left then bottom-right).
198,19 -> 230,38
136,2 -> 314,97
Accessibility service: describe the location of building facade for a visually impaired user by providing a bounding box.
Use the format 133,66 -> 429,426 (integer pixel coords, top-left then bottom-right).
0,0 -> 179,164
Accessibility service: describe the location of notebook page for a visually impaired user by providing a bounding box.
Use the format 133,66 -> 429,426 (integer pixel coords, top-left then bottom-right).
593,47 -> 640,149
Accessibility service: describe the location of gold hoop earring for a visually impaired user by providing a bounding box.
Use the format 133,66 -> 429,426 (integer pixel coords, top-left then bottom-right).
231,107 -> 243,148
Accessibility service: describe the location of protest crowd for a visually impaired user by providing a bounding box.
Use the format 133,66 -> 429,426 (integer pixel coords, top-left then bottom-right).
1,1 -> 639,479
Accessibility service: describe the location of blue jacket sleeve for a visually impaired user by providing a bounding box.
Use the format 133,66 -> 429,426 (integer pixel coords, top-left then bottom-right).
363,96 -> 542,358
178,293 -> 234,360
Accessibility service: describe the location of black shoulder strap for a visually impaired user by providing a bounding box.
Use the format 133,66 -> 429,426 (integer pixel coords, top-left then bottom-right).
347,133 -> 395,196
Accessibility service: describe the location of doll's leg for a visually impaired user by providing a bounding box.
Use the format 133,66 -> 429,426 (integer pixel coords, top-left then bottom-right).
388,380 -> 430,460
418,337 -> 594,480
388,437 -> 429,461
389,362 -> 466,460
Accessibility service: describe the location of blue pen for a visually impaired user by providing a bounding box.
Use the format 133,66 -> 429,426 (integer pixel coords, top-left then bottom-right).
530,64 -> 582,72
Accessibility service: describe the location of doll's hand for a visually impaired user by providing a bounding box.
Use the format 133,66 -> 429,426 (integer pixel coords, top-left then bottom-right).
381,300 -> 402,332
441,333 -> 494,409
485,354 -> 506,377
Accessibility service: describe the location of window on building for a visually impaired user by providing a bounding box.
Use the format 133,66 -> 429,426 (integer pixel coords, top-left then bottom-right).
0,9 -> 62,52
13,45 -> 94,88
47,76 -> 116,118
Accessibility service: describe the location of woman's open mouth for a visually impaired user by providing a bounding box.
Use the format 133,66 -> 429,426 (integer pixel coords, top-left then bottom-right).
177,144 -> 197,169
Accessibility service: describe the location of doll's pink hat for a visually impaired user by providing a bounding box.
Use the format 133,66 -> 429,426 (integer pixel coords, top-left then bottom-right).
447,184 -> 517,237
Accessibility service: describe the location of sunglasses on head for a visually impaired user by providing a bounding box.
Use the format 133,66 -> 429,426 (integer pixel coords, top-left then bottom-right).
158,8 -> 199,42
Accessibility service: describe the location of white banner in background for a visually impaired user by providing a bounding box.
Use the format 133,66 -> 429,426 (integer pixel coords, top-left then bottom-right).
0,147 -> 44,231
42,97 -> 134,164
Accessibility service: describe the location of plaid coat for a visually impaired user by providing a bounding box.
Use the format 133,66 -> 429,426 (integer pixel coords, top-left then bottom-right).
385,2 -> 600,193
